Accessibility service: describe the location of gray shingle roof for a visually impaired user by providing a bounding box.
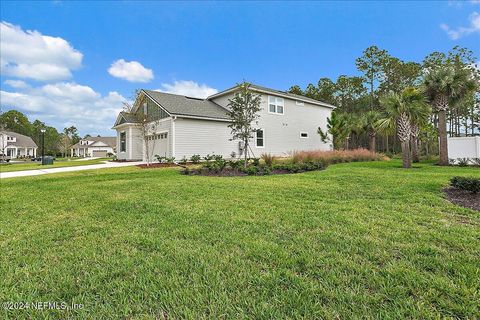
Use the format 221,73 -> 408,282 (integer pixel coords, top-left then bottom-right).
143,90 -> 230,120
120,112 -> 140,123
1,131 -> 38,148
71,136 -> 116,148
208,83 -> 336,109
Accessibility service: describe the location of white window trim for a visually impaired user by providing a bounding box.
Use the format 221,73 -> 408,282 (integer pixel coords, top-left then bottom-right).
255,128 -> 265,148
120,131 -> 127,153
300,132 -> 309,139
267,95 -> 284,115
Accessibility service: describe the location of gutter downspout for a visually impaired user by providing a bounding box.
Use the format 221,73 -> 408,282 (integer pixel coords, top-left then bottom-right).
172,116 -> 176,158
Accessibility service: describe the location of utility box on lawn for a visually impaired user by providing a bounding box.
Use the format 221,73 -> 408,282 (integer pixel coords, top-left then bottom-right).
42,156 -> 54,165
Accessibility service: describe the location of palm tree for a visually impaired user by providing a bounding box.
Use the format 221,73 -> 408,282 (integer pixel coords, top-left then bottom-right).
410,102 -> 432,163
361,111 -> 381,152
378,88 -> 429,168
422,66 -> 478,165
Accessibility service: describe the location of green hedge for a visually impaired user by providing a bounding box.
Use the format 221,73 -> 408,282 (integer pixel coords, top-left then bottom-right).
450,176 -> 480,194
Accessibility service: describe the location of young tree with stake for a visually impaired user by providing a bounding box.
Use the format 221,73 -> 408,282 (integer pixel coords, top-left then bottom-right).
227,83 -> 262,168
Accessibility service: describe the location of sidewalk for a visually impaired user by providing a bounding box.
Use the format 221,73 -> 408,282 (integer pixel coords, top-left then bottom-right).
0,161 -> 144,179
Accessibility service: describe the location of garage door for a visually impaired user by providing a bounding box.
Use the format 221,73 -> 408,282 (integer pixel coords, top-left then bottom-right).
92,150 -> 108,157
147,132 -> 169,158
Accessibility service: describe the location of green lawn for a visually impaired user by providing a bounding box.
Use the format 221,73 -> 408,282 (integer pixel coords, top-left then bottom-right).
0,158 -> 110,173
1,160 -> 479,319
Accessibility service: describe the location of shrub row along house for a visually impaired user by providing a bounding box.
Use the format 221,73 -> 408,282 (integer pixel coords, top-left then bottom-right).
70,136 -> 116,157
112,84 -> 335,161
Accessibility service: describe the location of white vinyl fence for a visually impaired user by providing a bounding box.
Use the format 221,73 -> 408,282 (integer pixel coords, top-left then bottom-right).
447,137 -> 480,164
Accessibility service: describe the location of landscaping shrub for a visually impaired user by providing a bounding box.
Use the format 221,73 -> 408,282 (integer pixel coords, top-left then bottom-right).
183,149 -> 377,177
242,166 -> 258,175
273,162 -> 325,173
290,148 -> 385,165
190,154 -> 201,164
165,157 -> 175,164
473,158 -> 480,166
155,155 -> 165,163
228,159 -> 241,169
261,153 -> 276,166
250,158 -> 260,166
213,156 -> 227,172
450,176 -> 480,194
178,156 -> 187,165
204,154 -> 214,163
456,158 -> 470,167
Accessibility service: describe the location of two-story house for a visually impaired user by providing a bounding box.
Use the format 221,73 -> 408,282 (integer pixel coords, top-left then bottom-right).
0,131 -> 38,159
112,83 -> 335,161
70,136 -> 116,157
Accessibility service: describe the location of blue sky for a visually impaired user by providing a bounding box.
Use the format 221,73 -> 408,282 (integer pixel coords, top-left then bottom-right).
1,1 -> 479,136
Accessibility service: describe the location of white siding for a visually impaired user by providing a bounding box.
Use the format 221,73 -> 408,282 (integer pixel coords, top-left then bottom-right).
174,117 -> 239,159
116,91 -> 333,161
212,92 -> 332,156
116,118 -> 173,161
116,128 -> 128,160
448,137 -> 480,159
144,118 -> 172,161
116,125 -> 143,161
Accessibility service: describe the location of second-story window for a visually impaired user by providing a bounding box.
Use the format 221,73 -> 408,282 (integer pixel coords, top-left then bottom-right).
268,96 -> 284,115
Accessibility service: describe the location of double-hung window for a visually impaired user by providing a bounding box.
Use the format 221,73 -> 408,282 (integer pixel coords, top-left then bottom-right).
120,132 -> 126,152
268,96 -> 284,115
256,129 -> 264,147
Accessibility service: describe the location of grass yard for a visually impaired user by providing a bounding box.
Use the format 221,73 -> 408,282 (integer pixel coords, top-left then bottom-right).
0,158 -> 110,173
0,160 -> 479,319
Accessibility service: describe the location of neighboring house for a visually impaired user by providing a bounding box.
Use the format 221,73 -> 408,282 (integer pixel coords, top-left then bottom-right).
112,83 -> 335,161
70,136 -> 116,157
0,131 -> 38,158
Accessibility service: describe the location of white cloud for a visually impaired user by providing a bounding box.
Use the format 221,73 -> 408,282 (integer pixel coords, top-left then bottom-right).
4,79 -> 29,89
108,59 -> 154,83
441,11 -> 480,39
0,82 -> 127,135
157,80 -> 218,98
0,21 -> 83,81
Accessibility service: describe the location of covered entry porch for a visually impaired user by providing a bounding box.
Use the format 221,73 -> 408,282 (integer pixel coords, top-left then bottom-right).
5,146 -> 37,159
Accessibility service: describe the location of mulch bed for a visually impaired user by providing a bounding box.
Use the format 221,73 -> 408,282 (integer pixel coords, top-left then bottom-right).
443,187 -> 480,211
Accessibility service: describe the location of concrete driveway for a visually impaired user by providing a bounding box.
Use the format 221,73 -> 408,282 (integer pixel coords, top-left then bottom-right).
0,161 -> 144,179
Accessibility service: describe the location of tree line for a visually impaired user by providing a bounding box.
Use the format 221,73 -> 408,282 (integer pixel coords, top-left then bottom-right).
0,110 -> 86,157
288,45 -> 479,167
